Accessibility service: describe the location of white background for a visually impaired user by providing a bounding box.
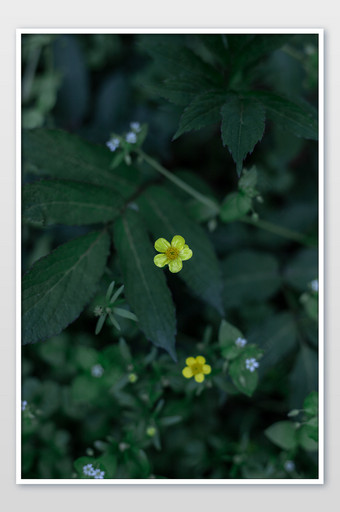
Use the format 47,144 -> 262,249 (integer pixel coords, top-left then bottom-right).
1,1 -> 339,510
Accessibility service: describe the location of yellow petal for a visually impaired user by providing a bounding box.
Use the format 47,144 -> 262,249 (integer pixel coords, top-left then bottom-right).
203,364 -> 211,375
154,254 -> 170,268
179,245 -> 193,261
186,357 -> 196,366
168,257 -> 183,273
154,238 -> 170,253
194,373 -> 205,383
196,356 -> 206,364
182,366 -> 193,378
171,235 -> 185,251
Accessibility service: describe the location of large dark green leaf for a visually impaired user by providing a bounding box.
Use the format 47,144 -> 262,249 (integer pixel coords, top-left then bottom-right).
23,179 -> 124,226
221,93 -> 265,176
173,90 -> 226,140
230,34 -> 294,75
148,77 -> 207,107
137,185 -> 224,315
22,230 -> 110,344
284,247 -> 318,291
248,312 -> 298,373
248,90 -> 318,140
23,128 -> 140,198
289,345 -> 318,409
113,209 -> 177,360
221,249 -> 281,308
142,40 -> 222,85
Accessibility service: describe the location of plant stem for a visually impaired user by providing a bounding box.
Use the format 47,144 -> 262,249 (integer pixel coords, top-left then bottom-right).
240,217 -> 317,247
137,149 -> 220,214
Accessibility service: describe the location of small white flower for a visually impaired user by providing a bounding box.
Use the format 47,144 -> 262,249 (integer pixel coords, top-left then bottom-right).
310,279 -> 318,292
91,364 -> 104,378
245,358 -> 259,372
126,131 -> 137,144
93,469 -> 105,479
235,337 -> 247,348
130,122 -> 141,133
94,305 -> 104,317
284,460 -> 295,472
83,463 -> 96,476
21,400 -> 27,411
106,138 -> 120,152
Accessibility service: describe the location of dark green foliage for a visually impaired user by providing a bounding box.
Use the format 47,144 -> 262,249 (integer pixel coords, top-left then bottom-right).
138,185 -> 224,315
113,209 -> 177,360
144,33 -> 318,176
23,180 -> 124,226
22,230 -> 110,344
21,33 -> 320,481
23,128 -> 141,198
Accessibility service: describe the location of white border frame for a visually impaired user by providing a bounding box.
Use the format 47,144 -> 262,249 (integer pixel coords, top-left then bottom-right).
16,27 -> 324,485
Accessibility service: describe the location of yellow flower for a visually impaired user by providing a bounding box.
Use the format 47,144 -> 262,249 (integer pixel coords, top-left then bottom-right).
153,235 -> 193,273
182,356 -> 212,383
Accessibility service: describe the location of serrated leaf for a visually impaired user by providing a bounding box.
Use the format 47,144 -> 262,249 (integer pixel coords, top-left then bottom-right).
23,179 -> 124,226
265,421 -> 298,450
22,230 -> 110,344
248,90 -> 317,140
221,93 -> 265,176
173,90 -> 226,140
137,185 -> 224,315
113,209 -> 177,360
23,128 -> 141,198
231,34 -> 294,75
150,77 -> 206,107
221,250 -> 281,308
142,41 -> 222,85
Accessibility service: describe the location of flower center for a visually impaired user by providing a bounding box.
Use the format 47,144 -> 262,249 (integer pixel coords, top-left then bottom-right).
191,363 -> 203,375
166,246 -> 180,260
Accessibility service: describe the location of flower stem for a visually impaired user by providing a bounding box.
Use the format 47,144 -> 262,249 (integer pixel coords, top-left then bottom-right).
240,217 -> 317,247
137,149 -> 220,214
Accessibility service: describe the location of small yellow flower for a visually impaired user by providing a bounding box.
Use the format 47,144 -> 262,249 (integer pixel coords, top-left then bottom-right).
153,235 -> 193,273
182,356 -> 212,383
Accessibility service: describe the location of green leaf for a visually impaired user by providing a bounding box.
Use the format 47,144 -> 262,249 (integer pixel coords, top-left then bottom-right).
221,250 -> 281,308
221,93 -> 265,176
303,391 -> 318,418
297,424 -> 318,451
142,41 -> 222,85
284,248 -> 318,291
229,346 -> 263,397
173,90 -> 226,140
137,185 -> 224,315
248,90 -> 318,140
22,230 -> 110,344
231,34 -> 294,75
248,313 -> 297,372
218,319 -> 244,360
265,421 -> 298,450
289,345 -> 318,410
150,77 -> 205,107
113,209 -> 177,360
23,128 -> 141,198
220,191 -> 252,222
23,179 -> 124,226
